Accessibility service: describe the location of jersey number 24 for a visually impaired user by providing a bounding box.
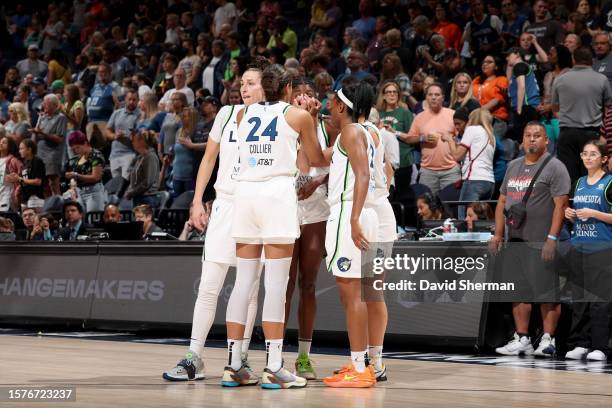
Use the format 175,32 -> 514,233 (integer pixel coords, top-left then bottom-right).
245,117 -> 278,142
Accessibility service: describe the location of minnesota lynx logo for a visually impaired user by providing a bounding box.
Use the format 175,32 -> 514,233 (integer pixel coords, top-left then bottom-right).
337,257 -> 352,272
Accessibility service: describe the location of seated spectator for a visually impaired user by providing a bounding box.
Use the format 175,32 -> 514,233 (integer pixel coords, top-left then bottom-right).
31,212 -> 58,241
124,130 -> 160,208
178,207 -> 206,241
18,139 -> 45,210
65,131 -> 106,213
133,204 -> 163,238
0,216 -> 16,241
103,204 -> 122,224
449,72 -> 480,113
30,94 -> 67,197
58,200 -> 91,241
19,207 -> 38,240
417,192 -> 445,221
0,136 -> 23,212
5,102 -> 31,142
465,202 -> 494,232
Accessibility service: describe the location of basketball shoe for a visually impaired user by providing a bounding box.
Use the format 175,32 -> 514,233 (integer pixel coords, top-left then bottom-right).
221,364 -> 260,387
295,352 -> 317,380
323,365 -> 376,388
495,333 -> 534,356
534,333 -> 556,357
261,366 -> 307,389
162,351 -> 205,381
374,364 -> 387,382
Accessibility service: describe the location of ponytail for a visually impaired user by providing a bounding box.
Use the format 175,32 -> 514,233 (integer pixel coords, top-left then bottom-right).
338,82 -> 375,122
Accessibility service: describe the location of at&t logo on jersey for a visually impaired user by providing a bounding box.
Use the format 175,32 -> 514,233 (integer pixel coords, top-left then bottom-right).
247,157 -> 275,167
337,257 -> 352,272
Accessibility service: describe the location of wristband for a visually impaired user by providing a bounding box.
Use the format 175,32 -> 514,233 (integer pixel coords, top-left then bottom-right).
419,135 -> 425,143
547,234 -> 558,241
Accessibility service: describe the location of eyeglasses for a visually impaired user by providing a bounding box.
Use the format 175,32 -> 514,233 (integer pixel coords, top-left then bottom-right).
384,90 -> 398,95
580,152 -> 602,159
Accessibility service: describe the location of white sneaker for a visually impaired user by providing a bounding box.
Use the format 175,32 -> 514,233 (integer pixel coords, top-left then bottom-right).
533,333 -> 556,358
565,346 -> 588,360
586,350 -> 607,361
495,333 -> 534,356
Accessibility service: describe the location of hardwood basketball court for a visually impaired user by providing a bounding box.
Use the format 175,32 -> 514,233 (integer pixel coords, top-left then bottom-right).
1,334 -> 611,407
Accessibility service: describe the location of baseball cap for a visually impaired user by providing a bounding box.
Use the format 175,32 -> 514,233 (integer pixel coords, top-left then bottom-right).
32,77 -> 45,86
28,44 -> 39,51
51,80 -> 65,91
203,96 -> 221,107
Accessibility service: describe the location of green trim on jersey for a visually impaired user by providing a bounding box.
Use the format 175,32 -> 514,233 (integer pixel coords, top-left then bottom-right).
605,178 -> 612,207
320,118 -> 330,146
327,160 -> 351,272
221,105 -> 235,135
283,105 -> 291,114
337,140 -> 348,156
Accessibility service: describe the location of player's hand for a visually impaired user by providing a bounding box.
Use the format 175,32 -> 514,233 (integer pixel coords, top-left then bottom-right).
351,218 -> 369,251
298,179 -> 320,201
190,202 -> 207,231
565,208 -> 576,221
306,97 -> 322,117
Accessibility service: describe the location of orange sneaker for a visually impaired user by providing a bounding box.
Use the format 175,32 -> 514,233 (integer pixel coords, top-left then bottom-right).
323,366 -> 376,388
331,364 -> 353,375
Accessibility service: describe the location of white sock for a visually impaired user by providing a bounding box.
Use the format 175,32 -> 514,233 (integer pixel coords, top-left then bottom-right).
298,339 -> 312,356
241,339 -> 250,360
227,339 -> 243,370
266,339 -> 283,372
368,345 -> 383,370
351,350 -> 367,373
189,262 -> 230,356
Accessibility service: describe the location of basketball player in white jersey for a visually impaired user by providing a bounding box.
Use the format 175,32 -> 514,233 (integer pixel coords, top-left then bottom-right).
322,82 -> 380,388
162,60 -> 267,384
284,77 -> 338,380
224,64 -> 327,389
360,119 -> 397,382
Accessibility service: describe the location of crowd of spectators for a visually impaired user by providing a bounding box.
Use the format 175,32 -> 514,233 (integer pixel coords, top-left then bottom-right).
0,0 -> 611,240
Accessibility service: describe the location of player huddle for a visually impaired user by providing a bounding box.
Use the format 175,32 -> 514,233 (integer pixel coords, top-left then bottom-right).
162,58 -> 397,389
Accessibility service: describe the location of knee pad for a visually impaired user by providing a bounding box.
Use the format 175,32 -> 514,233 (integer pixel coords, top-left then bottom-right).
226,258 -> 261,325
262,258 -> 292,323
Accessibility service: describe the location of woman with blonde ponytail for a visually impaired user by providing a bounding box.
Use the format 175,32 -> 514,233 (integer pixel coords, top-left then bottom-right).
441,108 -> 496,216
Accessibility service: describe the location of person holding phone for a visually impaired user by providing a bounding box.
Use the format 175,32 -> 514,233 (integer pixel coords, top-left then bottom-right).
106,89 -> 141,180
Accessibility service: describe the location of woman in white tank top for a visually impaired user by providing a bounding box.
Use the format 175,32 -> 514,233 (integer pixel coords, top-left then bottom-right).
162,62 -> 267,383
225,64 -> 327,389
284,78 -> 339,379
322,82 -> 383,388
